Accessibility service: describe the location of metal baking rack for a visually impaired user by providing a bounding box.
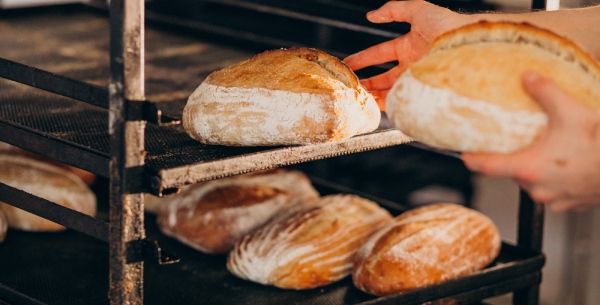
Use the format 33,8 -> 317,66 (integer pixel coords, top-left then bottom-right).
0,1 -> 545,305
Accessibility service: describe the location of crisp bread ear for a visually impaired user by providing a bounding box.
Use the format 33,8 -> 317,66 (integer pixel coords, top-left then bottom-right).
430,21 -> 600,81
290,47 -> 359,89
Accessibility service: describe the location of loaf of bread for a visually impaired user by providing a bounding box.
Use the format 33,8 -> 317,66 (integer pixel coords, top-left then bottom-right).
0,154 -> 97,232
227,194 -> 393,290
182,47 -> 381,146
156,169 -> 320,254
386,21 -> 600,153
352,203 -> 501,296
0,142 -> 96,185
0,208 -> 6,243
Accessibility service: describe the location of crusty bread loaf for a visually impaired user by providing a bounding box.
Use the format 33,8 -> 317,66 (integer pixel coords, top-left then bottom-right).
0,142 -> 96,185
0,154 -> 97,232
227,194 -> 393,289
386,21 -> 600,153
156,169 -> 320,254
183,47 -> 381,146
0,208 -> 6,243
352,203 -> 501,296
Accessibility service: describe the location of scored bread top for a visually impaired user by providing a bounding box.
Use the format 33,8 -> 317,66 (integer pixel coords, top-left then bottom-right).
204,47 -> 359,94
409,21 -> 600,112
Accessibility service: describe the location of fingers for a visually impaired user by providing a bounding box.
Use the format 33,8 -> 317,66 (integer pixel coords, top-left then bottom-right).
522,71 -> 569,120
461,152 -> 523,177
344,40 -> 401,71
359,66 -> 403,91
366,0 -> 423,24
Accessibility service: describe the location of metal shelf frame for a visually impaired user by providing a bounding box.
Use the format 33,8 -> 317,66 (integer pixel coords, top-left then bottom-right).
0,1 -> 546,305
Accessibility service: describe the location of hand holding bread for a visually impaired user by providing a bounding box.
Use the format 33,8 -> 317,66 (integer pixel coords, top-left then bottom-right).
385,21 -> 600,153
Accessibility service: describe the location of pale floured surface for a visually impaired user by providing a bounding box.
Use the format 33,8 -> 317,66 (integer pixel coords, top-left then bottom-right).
156,169 -> 320,254
0,154 -> 97,232
227,194 -> 392,289
387,69 -> 547,153
352,203 -> 501,296
183,82 -> 380,146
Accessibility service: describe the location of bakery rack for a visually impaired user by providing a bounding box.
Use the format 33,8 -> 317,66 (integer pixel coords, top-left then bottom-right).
0,1 -> 545,305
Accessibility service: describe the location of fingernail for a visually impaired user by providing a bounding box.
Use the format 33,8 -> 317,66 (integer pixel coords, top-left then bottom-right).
366,11 -> 390,23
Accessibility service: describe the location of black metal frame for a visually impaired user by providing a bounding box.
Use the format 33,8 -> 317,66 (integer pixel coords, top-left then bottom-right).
0,1 -> 546,305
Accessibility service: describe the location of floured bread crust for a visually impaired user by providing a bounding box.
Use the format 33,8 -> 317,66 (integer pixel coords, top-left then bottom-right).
156,169 -> 319,254
227,194 -> 393,290
0,154 -> 97,232
386,21 -> 600,153
352,203 -> 501,296
183,48 -> 380,146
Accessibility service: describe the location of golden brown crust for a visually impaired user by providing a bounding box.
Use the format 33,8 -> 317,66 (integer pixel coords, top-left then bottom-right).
0,208 -> 6,243
352,203 -> 501,296
227,194 -> 393,290
0,154 -> 97,232
156,169 -> 320,254
205,47 -> 359,93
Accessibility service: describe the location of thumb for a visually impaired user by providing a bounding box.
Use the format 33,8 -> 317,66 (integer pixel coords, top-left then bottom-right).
521,71 -> 575,126
462,151 -> 524,177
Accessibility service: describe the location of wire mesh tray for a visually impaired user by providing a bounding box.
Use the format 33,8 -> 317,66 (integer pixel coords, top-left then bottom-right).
0,179 -> 544,305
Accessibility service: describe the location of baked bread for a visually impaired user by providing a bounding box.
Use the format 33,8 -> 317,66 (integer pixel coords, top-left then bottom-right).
0,142 -> 96,185
352,203 -> 501,296
386,21 -> 600,153
0,208 -> 6,243
156,169 -> 320,254
0,154 -> 97,232
183,47 -> 381,146
227,194 -> 393,290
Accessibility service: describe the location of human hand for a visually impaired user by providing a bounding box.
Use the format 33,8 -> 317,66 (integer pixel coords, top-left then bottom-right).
343,0 -> 474,108
462,72 -> 600,212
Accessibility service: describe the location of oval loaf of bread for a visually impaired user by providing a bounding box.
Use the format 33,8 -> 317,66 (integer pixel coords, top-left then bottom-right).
386,21 -> 600,153
183,47 -> 381,146
227,194 -> 393,290
0,208 -> 6,243
0,154 -> 97,232
156,169 -> 320,254
352,203 -> 501,296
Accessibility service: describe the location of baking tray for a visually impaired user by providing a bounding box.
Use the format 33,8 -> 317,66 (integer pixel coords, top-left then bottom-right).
0,178 -> 545,305
0,5 -> 413,196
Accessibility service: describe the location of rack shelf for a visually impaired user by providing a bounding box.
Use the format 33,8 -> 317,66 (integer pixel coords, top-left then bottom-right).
0,2 -> 545,305
0,180 -> 545,305
0,5 -> 411,195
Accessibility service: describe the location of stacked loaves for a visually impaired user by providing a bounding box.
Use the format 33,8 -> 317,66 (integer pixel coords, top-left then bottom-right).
154,168 -> 501,294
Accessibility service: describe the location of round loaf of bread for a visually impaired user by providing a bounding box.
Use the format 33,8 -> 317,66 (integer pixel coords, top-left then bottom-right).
386,21 -> 600,153
0,154 -> 97,232
0,208 -> 6,243
227,194 -> 393,290
156,169 -> 320,254
352,203 -> 501,296
183,47 -> 381,146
